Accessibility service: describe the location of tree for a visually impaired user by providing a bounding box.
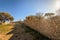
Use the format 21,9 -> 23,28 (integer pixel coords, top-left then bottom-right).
0,12 -> 14,23
36,12 -> 43,17
45,13 -> 54,16
0,14 -> 3,23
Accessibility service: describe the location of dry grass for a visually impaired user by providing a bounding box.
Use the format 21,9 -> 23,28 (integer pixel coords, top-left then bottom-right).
24,15 -> 60,40
0,24 -> 14,40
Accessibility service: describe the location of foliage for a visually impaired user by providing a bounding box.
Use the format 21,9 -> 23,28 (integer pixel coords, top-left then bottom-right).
45,13 -> 54,16
0,12 -> 14,23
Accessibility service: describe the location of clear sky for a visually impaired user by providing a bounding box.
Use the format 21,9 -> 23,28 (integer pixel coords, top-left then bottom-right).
0,0 -> 58,21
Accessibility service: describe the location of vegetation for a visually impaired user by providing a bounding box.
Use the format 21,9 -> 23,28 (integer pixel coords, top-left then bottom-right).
45,13 -> 54,16
0,12 -> 14,24
0,12 -> 60,40
24,13 -> 60,40
0,24 -> 12,34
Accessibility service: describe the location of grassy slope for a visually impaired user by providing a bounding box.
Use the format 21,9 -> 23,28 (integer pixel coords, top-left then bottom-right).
0,24 -> 12,34
0,24 -> 13,40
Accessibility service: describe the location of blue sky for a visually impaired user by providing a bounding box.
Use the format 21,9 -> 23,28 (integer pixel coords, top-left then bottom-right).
0,0 -> 56,21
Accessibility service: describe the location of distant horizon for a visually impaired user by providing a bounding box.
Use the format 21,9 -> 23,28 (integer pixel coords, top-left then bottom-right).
0,0 -> 59,21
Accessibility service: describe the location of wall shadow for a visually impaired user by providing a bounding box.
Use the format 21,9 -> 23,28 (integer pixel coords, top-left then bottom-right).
7,22 -> 51,40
